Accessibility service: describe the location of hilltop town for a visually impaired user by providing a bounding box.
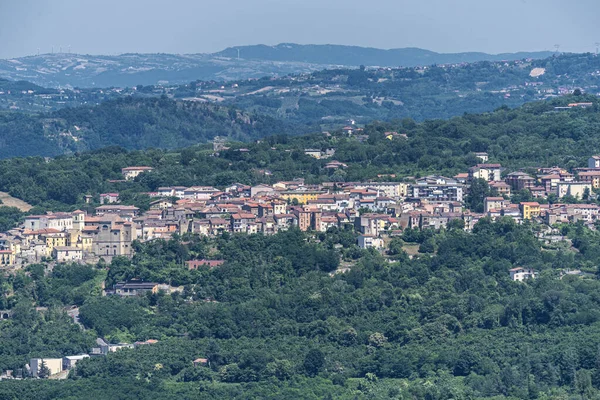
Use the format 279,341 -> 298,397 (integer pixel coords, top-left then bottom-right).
1,148 -> 600,274
4,145 -> 600,381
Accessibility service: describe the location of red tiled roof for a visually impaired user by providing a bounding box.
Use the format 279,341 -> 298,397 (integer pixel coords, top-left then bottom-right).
188,260 -> 225,270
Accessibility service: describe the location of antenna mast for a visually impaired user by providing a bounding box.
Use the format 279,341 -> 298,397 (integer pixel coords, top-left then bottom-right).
596,42 -> 600,56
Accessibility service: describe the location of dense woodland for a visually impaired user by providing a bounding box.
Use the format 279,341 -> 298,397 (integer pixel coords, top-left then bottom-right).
0,97 -> 303,158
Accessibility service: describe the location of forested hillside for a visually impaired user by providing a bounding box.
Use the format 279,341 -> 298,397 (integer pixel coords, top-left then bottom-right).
0,94 -> 597,211
3,222 -> 600,398
0,97 -> 304,158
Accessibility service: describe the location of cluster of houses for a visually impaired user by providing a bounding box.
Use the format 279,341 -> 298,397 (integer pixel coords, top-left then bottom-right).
474,156 -> 600,227
0,154 -> 598,275
1,337 -> 212,380
108,157 -> 600,251
0,338 -> 161,380
2,156 -> 600,268
0,205 -> 138,267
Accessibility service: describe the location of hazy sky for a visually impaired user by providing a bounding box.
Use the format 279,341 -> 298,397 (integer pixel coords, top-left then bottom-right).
0,0 -> 598,58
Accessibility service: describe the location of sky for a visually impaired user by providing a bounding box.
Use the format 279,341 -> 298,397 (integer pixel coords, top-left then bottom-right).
0,0 -> 598,58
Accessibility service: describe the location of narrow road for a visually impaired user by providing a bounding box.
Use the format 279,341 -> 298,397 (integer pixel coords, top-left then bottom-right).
66,307 -> 84,330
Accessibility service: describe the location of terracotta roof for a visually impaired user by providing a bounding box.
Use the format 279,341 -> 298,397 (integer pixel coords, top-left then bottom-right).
24,228 -> 62,235
188,260 -> 225,270
232,213 -> 256,219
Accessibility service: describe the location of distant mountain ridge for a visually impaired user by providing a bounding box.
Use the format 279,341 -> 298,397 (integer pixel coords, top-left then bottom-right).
0,43 -> 556,88
215,43 -> 555,67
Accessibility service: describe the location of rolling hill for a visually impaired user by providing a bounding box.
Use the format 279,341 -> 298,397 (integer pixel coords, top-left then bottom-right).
216,43 -> 554,67
0,44 -> 555,88
0,97 -> 304,158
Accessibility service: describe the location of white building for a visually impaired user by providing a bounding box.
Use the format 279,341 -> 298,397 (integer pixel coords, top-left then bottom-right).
99,193 -> 120,204
354,182 -> 409,198
52,246 -> 83,262
474,152 -> 489,162
588,156 -> 600,169
509,267 -> 538,282
63,355 -> 90,370
468,164 -> 502,182
24,213 -> 74,232
358,234 -> 384,249
182,186 -> 219,200
121,166 -> 153,180
556,182 -> 592,199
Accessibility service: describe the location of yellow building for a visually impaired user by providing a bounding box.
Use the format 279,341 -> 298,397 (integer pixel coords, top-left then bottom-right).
520,202 -> 541,220
44,234 -> 67,257
280,191 -> 325,204
0,250 -> 15,266
0,238 -> 20,256
30,358 -> 63,377
576,171 -> 600,189
398,183 -> 409,197
79,236 -> 93,253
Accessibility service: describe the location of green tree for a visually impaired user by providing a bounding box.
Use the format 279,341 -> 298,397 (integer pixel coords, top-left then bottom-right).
38,359 -> 51,378
465,179 -> 491,213
304,349 -> 325,377
447,218 -> 466,231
